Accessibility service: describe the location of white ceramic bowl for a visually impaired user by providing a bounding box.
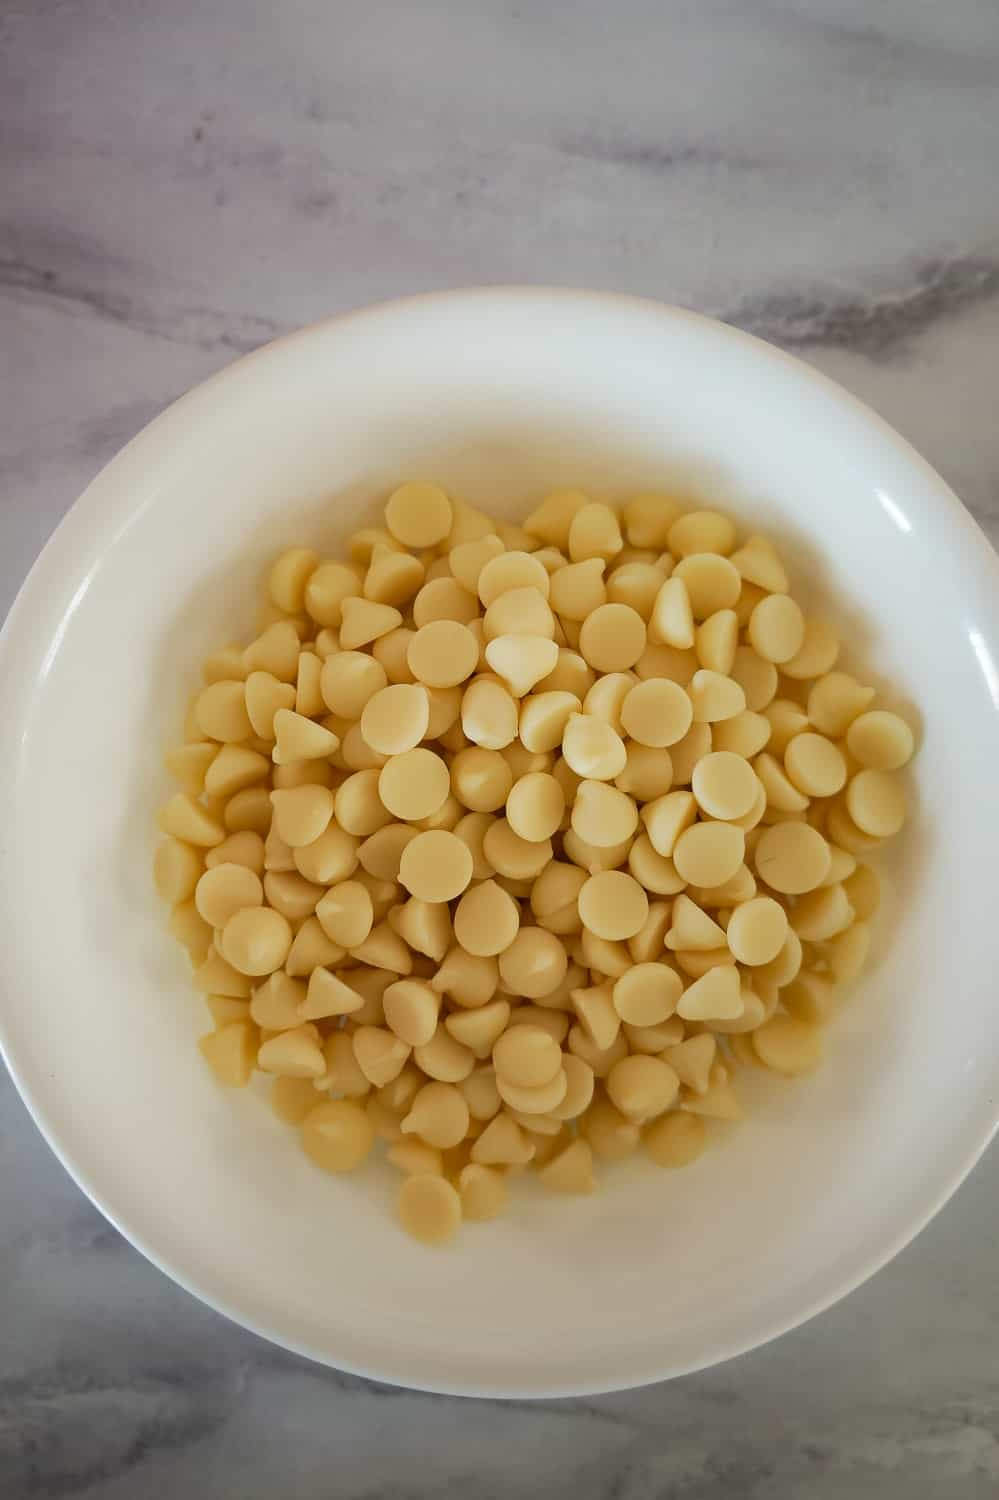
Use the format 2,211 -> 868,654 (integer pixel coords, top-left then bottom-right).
2,290 -> 998,1398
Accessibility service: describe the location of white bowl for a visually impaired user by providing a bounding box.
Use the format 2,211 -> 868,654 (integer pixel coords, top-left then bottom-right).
2,290 -> 998,1399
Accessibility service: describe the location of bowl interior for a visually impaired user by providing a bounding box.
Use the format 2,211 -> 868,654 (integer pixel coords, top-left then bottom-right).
2,291 -> 998,1397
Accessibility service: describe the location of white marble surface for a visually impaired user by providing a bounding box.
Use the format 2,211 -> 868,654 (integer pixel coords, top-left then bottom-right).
3,1 -> 999,1493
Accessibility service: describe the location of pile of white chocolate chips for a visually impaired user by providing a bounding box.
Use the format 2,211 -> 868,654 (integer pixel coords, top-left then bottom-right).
154,484 -> 915,1245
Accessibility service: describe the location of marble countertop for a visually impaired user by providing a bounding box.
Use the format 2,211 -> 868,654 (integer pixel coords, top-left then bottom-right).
3,1 -> 999,1494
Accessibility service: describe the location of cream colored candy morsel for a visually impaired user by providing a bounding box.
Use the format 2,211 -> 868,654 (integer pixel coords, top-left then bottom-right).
159,482 -> 916,1245
398,829 -> 474,902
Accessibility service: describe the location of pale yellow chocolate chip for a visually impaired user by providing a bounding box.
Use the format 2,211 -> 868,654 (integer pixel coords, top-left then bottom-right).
413,1024 -> 475,1083
846,710 -> 915,770
387,1139 -> 443,1173
338,596 -> 403,651
650,575 -> 695,649
319,651 -> 387,718
300,1098 -> 375,1172
644,1111 -> 707,1168
612,962 -> 682,1026
385,482 -> 453,549
668,720 -> 712,785
614,742 -> 674,801
752,1014 -> 822,1074
676,964 -> 742,1021
219,907 -> 292,975
299,967 -> 364,1020
621,493 -> 680,549
571,779 -> 639,848
578,870 -> 649,941
315,879 -> 374,948
725,896 -> 788,965
445,999 -> 512,1057
764,698 -> 809,755
695,608 -> 739,675
606,1054 -> 680,1122
242,621 -> 301,681
359,683 -> 430,757
194,863 -> 263,928
334,769 -> 393,836
731,646 -> 779,713
365,544 -> 425,607
539,1138 -> 596,1193
269,547 -> 319,614
412,576 -> 480,628
506,771 -> 565,842
672,820 -> 745,887
482,586 -> 554,642
402,620 -> 478,690
398,829 -> 474,902
562,713 -> 628,780
495,1067 -> 568,1116
616,677 -> 693,749
477,549 -> 551,605
471,1111 -> 535,1166
807,672 -> 875,737
748,593 -> 805,664
401,1080 -> 470,1148
256,869 -> 320,926
353,1025 -> 412,1087
461,678 -> 519,749
519,692 -> 581,754
567,501 -> 623,564
579,603 -> 647,672
780,616 -> 840,680
548,1055 -> 596,1121
153,838 -> 203,904
628,835 -> 685,895
453,879 -> 520,956
784,731 -> 847,798
641,789 -> 697,857
665,893 -> 726,951
846,769 -> 906,838
843,863 -> 880,920
305,561 -> 361,627
272,709 -> 339,765
582,671 -> 636,731
581,1095 -> 640,1159
688,669 -> 746,723
196,680 -> 253,743
666,1034 -> 716,1095
164,740 -> 218,794
203,745 -> 270,801
550,558 -> 607,620
498,928 -> 569,1000
754,821 -> 831,894
711,710 -> 771,760
691,751 -> 760,821
458,1164 -> 508,1221
379,749 -> 450,821
448,534 -> 505,593
357,823 -> 415,882
485,634 -> 560,696
258,1024 -> 325,1079
667,509 -> 736,558
294,652 -> 324,719
673,553 -> 741,619
792,883 -> 855,941
270,1072 -> 322,1125
269,785 -> 334,848
493,1024 -> 562,1088
754,751 -> 810,813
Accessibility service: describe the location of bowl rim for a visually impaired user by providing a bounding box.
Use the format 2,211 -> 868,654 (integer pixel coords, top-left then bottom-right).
2,286 -> 999,1398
